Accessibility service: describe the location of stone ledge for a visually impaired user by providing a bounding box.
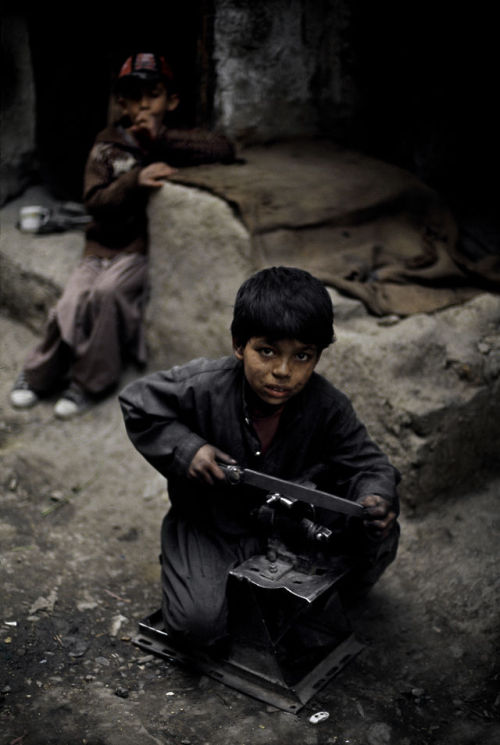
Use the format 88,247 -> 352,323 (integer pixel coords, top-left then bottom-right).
319,292 -> 500,504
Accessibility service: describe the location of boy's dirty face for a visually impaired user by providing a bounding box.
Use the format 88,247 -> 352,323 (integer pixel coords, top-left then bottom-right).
118,81 -> 178,138
233,337 -> 320,406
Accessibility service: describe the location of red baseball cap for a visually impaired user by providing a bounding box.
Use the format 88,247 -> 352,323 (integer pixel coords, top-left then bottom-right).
118,53 -> 174,83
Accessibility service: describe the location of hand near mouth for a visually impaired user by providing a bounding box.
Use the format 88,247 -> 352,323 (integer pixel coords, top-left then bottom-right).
130,115 -> 162,146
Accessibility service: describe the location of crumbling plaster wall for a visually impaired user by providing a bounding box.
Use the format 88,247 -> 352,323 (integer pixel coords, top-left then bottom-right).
213,0 -> 354,142
0,15 -> 36,205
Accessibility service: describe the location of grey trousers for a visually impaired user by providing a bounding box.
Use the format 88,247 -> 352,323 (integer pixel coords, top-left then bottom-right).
160,509 -> 400,647
161,511 -> 264,646
24,252 -> 148,394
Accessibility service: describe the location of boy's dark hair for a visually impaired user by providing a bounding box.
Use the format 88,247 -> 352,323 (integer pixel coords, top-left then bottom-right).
114,52 -> 176,99
231,266 -> 335,350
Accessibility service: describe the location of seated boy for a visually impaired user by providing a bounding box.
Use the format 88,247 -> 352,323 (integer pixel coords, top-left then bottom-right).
119,266 -> 400,650
10,52 -> 234,419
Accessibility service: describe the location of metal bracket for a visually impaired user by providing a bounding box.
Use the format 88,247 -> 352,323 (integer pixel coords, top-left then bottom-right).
134,548 -> 364,712
134,609 -> 364,713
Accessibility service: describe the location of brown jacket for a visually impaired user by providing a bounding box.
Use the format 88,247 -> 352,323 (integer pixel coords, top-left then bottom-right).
83,123 -> 235,258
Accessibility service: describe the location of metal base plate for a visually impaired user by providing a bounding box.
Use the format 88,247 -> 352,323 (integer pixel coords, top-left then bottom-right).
133,609 -> 364,713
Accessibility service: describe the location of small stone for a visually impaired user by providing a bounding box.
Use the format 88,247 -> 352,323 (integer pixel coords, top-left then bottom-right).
110,613 -> 128,637
117,527 -> 139,542
115,687 -> 129,698
377,314 -> 401,327
355,700 -> 365,718
77,601 -> 99,611
367,722 -> 392,745
137,654 -> 154,664
66,638 -> 89,658
29,589 -> 58,615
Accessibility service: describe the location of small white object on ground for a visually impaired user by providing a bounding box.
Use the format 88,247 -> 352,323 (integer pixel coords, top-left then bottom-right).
309,711 -> 330,724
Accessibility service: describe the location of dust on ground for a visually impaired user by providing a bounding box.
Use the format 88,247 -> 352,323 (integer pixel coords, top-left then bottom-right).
1,313 -> 499,745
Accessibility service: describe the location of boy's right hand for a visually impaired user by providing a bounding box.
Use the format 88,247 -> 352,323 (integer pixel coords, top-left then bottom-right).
359,494 -> 397,540
138,162 -> 177,187
188,444 -> 236,485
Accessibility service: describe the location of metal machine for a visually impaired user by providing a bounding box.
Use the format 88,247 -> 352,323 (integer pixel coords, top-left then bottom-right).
134,465 -> 366,712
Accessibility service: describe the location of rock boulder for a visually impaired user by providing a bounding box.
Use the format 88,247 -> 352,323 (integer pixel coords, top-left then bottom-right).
319,291 -> 500,504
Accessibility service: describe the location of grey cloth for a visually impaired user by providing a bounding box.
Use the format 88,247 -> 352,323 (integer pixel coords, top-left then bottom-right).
25,252 -> 148,394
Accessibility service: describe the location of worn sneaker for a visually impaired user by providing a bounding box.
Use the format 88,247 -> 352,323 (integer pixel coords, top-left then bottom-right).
10,372 -> 40,409
54,382 -> 91,420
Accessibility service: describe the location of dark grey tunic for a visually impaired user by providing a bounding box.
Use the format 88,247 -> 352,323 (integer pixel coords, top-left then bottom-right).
119,356 -> 400,643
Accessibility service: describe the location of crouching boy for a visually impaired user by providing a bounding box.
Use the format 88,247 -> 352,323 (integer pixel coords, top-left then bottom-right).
119,267 -> 400,651
10,51 -> 234,419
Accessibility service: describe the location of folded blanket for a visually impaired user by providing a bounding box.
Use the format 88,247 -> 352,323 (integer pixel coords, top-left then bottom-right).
172,140 -> 499,316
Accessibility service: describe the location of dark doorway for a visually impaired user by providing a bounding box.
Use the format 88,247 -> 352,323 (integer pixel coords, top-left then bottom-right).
26,1 -> 214,201
347,0 -> 499,259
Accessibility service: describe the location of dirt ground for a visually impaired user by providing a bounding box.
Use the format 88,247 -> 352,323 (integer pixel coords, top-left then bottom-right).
1,308 -> 499,745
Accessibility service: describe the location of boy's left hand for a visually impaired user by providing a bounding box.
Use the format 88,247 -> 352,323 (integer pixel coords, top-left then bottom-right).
138,162 -> 178,187
359,494 -> 397,540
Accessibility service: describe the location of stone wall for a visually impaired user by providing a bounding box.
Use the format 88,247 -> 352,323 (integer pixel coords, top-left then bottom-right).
318,292 -> 500,505
213,0 -> 353,142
